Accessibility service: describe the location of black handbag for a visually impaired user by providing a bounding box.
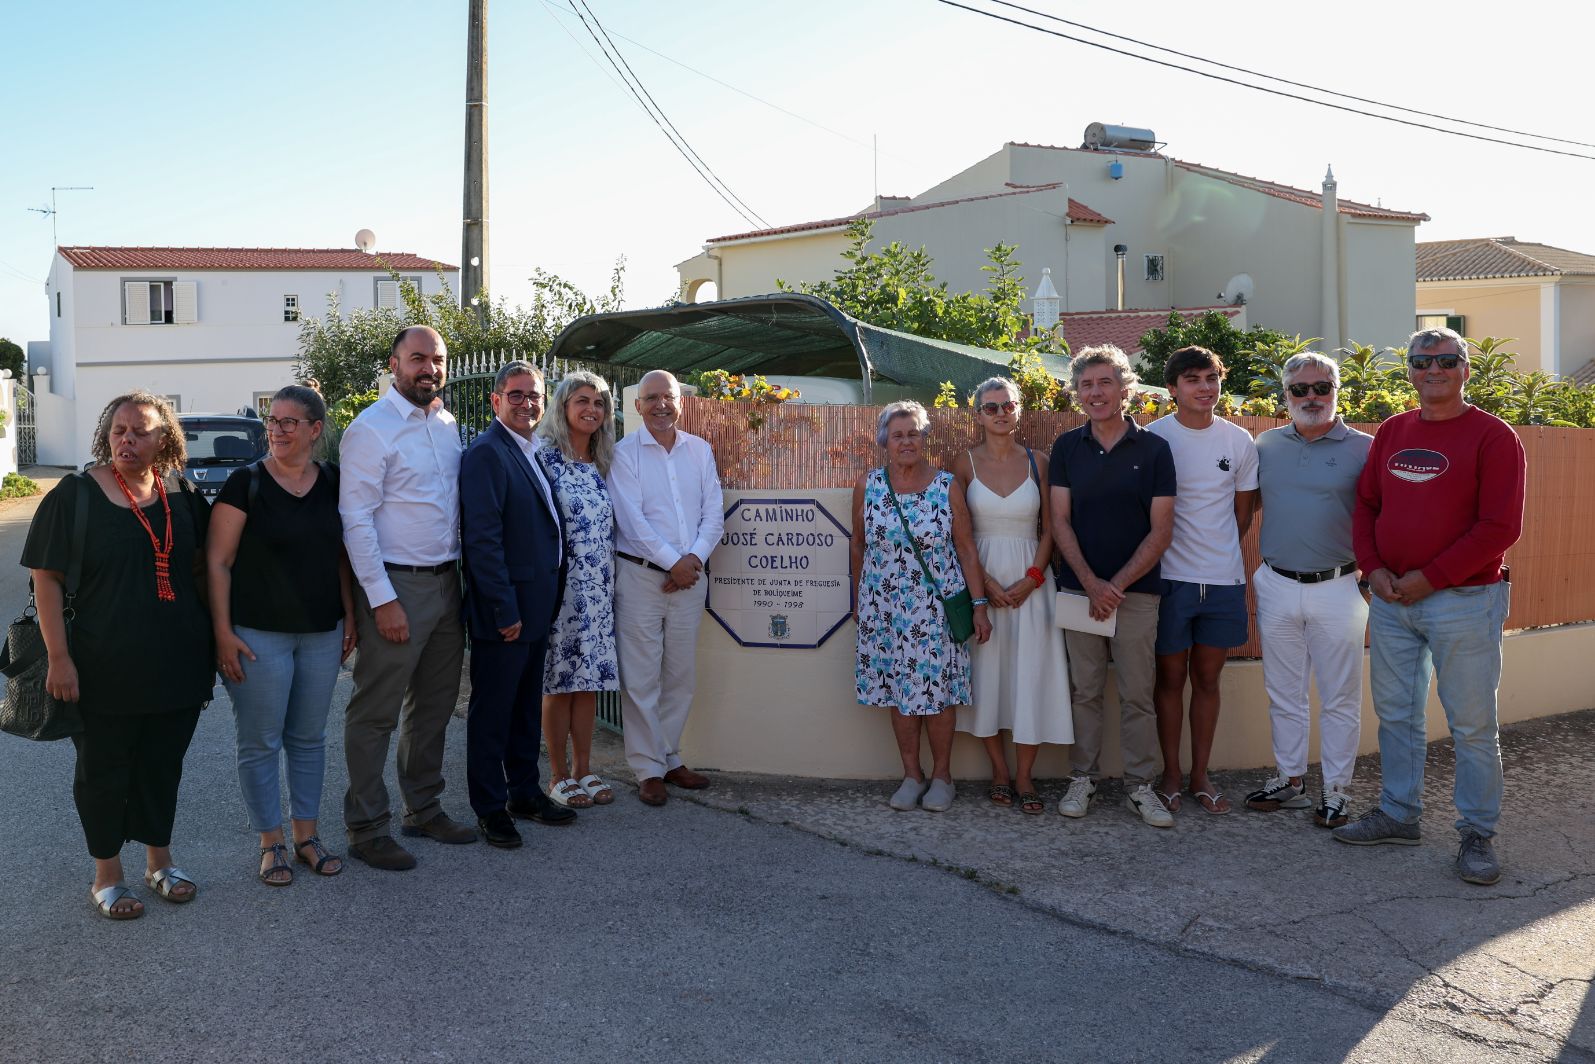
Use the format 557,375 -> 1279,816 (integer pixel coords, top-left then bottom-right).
885,468 -> 976,645
0,475 -> 91,741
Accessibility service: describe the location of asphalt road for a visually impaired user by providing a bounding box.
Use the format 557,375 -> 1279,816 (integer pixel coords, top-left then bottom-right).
0,476 -> 1571,1062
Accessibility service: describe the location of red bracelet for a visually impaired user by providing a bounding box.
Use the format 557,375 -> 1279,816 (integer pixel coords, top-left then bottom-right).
1026,566 -> 1044,585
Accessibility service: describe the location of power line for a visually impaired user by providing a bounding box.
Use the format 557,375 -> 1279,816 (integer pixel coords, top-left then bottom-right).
985,0 -> 1595,150
564,1 -> 768,228
934,0 -> 1595,163
573,0 -> 768,227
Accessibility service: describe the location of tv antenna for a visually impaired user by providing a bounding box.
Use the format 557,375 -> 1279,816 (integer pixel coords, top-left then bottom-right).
27,186 -> 94,246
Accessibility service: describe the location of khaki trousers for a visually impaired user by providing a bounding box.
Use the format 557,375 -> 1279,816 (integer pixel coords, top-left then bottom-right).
343,568 -> 466,844
615,558 -> 707,781
1064,591 -> 1161,785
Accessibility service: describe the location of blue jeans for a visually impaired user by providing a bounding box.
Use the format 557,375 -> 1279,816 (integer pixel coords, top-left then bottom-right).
1368,582 -> 1509,838
224,624 -> 344,832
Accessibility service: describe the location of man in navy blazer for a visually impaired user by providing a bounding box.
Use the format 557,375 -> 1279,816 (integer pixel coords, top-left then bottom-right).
460,361 -> 575,847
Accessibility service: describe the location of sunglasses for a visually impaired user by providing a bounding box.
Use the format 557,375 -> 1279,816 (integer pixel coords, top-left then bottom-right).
979,400 -> 1019,416
1407,353 -> 1463,371
1286,382 -> 1335,398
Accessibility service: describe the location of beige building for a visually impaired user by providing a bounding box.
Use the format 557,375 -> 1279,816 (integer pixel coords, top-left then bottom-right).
678,132 -> 1429,354
1416,237 -> 1595,378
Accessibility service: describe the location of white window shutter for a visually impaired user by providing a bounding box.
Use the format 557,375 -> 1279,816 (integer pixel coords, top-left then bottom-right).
173,281 -> 198,324
375,280 -> 400,310
124,282 -> 151,325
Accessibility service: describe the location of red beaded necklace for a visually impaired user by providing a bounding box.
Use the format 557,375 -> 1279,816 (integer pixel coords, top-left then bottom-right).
112,468 -> 176,602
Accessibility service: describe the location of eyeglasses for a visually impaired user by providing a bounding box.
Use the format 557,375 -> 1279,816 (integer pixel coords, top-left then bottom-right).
497,389 -> 544,405
1407,353 -> 1463,371
263,415 -> 302,432
979,400 -> 1019,415
1286,382 -> 1335,398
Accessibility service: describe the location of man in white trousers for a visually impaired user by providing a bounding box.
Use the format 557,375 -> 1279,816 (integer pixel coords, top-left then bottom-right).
606,370 -> 724,806
1246,352 -> 1373,828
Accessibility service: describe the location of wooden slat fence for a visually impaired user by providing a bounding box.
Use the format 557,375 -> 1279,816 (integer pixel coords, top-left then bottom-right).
680,396 -> 1595,655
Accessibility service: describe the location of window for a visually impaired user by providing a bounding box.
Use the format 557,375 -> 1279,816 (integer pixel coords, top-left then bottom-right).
56,291 -> 61,318
283,294 -> 299,323
254,392 -> 275,417
374,275 -> 423,310
1144,254 -> 1165,282
156,394 -> 181,412
123,280 -> 196,325
1416,313 -> 1464,334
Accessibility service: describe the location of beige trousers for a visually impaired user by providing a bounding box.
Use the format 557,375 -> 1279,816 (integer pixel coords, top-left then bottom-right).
615,558 -> 707,781
1063,591 -> 1161,785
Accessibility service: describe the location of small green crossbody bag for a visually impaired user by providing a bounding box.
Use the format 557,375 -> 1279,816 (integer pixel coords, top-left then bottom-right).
885,470 -> 975,645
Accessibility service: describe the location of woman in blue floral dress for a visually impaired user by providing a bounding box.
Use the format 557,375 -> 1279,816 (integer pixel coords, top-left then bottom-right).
537,371 -> 620,809
852,401 -> 991,813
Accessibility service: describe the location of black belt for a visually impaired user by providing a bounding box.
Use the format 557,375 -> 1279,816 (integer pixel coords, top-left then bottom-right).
384,560 -> 457,574
616,551 -> 670,574
1269,561 -> 1357,584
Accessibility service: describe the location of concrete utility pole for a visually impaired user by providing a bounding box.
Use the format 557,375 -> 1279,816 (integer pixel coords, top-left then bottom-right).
462,0 -> 489,325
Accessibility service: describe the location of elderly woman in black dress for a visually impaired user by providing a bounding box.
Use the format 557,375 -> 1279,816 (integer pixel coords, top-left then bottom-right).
23,392 -> 215,919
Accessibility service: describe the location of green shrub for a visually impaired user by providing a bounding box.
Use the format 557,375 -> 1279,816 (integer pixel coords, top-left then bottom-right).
1,472 -> 41,499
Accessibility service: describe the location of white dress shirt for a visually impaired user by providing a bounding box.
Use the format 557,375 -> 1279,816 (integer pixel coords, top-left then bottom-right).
501,418 -> 562,566
606,427 -> 724,570
339,386 -> 463,608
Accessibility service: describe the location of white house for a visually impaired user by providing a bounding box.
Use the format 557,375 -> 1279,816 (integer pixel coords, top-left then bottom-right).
30,246 -> 457,466
677,127 -> 1429,359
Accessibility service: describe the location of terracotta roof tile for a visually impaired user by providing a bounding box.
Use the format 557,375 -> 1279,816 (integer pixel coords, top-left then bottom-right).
706,184 -> 1111,244
1570,359 -> 1595,387
1003,141 -> 1427,222
57,247 -> 456,271
1052,305 -> 1244,357
1416,237 -> 1595,281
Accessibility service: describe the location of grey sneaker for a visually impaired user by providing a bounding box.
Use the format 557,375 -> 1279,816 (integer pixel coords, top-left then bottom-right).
888,777 -> 929,811
1245,774 -> 1311,811
1057,776 -> 1096,818
1456,831 -> 1501,885
920,778 -> 957,812
1125,783 -> 1175,828
1332,808 -> 1421,846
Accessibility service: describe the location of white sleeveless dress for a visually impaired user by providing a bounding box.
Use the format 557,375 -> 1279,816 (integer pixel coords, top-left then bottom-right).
955,464 -> 1074,745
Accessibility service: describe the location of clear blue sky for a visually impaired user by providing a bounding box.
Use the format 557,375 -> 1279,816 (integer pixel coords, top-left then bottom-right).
3,1 -> 1590,348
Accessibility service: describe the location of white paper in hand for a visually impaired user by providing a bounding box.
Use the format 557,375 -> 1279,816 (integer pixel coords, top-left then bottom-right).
1054,590 -> 1117,637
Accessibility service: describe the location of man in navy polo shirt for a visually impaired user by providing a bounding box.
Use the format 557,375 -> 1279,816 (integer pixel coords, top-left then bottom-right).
1049,345 -> 1176,829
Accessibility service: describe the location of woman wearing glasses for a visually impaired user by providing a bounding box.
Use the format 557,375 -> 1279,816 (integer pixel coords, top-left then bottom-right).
537,371 -> 620,809
950,378 -> 1072,815
207,385 -> 357,885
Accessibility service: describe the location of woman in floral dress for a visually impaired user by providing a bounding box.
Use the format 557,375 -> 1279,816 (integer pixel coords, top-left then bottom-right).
537,371 -> 620,808
852,401 -> 991,813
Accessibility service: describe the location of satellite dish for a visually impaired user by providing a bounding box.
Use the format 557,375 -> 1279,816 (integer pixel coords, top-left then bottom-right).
1219,273 -> 1255,306
354,229 -> 376,253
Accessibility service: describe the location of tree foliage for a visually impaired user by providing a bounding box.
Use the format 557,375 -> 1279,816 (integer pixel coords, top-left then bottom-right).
778,219 -> 1065,356
294,261 -> 625,405
0,337 -> 24,381
1136,311 -> 1291,396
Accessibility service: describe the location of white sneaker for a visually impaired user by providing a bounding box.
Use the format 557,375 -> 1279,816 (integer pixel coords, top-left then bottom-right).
1057,776 -> 1096,818
1126,783 -> 1175,828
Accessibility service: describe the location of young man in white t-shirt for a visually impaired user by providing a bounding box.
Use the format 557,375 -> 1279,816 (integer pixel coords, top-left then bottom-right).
1146,346 -> 1259,816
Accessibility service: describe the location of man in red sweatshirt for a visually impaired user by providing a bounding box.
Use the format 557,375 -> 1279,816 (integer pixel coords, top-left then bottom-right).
1334,328 -> 1525,886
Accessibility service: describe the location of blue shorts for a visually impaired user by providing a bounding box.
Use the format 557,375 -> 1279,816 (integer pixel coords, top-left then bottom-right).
1155,580 -> 1250,655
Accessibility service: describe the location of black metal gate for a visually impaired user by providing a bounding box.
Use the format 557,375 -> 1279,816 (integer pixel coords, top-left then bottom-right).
14,384 -> 36,466
441,350 -> 645,734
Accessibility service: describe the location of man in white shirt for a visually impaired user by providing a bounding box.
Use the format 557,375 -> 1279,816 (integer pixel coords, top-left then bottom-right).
1147,346 -> 1259,816
339,325 -> 473,870
606,370 -> 724,806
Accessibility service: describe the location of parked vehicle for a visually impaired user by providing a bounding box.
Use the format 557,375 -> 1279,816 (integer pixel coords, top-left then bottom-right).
177,412 -> 268,498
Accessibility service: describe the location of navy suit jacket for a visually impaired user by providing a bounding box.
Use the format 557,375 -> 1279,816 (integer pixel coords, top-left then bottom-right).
460,418 -> 564,644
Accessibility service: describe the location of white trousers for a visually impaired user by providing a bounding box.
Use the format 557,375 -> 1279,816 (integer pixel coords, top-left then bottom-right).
615,558 -> 708,781
1253,564 -> 1368,792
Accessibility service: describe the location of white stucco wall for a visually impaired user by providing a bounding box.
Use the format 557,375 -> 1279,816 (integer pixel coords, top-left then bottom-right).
1555,279 -> 1595,377
1341,220 -> 1421,352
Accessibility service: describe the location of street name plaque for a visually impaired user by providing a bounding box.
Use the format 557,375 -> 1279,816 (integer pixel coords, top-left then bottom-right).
707,496 -> 853,649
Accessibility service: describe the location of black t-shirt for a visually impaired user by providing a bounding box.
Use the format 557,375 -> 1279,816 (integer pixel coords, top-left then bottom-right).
215,463 -> 344,633
19,473 -> 215,715
1048,417 -> 1177,596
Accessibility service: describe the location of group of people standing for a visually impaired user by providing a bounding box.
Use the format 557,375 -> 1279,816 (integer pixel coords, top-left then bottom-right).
852,328 -> 1525,887
27,325 -> 723,919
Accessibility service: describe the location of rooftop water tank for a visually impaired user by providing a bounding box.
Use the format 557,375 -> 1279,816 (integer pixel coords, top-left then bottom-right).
1082,123 -> 1157,152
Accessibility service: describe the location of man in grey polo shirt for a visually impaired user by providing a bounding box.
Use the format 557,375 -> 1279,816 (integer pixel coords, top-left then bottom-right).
1244,352 -> 1373,828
